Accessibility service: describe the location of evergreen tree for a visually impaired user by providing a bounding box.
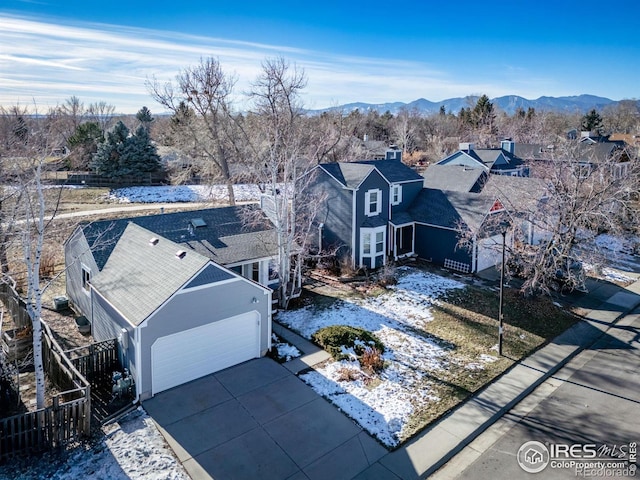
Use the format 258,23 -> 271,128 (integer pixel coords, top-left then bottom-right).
67,121 -> 103,169
580,108 -> 604,133
136,106 -> 154,133
91,121 -> 162,178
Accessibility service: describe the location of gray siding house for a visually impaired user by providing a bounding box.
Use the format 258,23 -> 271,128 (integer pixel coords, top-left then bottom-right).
65,204 -> 278,319
81,223 -> 272,400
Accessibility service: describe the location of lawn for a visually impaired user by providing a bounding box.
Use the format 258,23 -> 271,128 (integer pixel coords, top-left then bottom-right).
276,266 -> 577,448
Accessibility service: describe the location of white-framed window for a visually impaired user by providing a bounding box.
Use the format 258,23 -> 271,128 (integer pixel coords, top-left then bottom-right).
391,184 -> 402,205
360,226 -> 386,268
81,265 -> 91,294
365,189 -> 382,217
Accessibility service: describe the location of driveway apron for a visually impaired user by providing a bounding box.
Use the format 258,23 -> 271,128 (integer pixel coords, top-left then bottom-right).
143,357 -> 388,480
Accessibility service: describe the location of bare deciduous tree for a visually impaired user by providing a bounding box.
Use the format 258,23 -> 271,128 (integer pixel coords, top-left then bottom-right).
147,58 -> 241,204
246,57 -> 328,308
0,106 -> 61,409
459,139 -> 639,297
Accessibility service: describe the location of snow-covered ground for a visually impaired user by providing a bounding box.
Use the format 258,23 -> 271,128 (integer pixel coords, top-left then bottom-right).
105,184 -> 264,203
276,267 -> 471,447
0,408 -> 189,480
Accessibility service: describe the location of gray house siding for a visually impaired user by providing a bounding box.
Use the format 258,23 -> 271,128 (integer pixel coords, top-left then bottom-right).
312,173 -> 354,259
90,289 -> 137,380
414,224 -> 472,268
137,279 -> 270,399
64,228 -> 99,319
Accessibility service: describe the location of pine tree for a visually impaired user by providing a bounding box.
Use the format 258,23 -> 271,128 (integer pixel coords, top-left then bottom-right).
91,121 -> 162,178
580,108 -> 604,133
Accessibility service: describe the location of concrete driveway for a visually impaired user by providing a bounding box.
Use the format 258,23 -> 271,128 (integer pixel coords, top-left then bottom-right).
143,357 -> 387,480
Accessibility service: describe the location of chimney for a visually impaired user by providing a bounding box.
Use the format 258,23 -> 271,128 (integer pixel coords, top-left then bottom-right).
459,142 -> 475,152
500,139 -> 515,154
385,146 -> 402,162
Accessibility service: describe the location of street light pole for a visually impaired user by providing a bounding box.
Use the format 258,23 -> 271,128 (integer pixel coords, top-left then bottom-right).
498,228 -> 506,356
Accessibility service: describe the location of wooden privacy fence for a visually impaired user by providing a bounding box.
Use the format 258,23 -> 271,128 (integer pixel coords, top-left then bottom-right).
0,319 -> 91,461
0,284 -> 30,329
65,339 -> 118,385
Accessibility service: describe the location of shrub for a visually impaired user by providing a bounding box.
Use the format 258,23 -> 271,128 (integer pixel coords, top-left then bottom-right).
335,366 -> 361,382
359,346 -> 384,373
312,325 -> 385,361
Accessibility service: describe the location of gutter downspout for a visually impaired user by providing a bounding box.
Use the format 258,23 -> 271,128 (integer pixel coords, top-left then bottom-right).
351,190 -> 357,269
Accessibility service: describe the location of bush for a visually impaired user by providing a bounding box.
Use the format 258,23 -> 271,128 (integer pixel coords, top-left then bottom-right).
360,346 -> 384,373
312,325 -> 385,361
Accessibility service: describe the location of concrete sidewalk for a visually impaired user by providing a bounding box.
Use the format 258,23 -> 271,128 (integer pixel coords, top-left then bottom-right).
276,277 -> 640,480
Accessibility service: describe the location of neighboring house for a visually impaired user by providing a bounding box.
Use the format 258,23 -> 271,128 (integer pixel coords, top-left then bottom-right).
310,150 -> 544,274
422,164 -> 488,193
435,140 -> 528,177
310,151 -> 424,269
72,223 -> 271,400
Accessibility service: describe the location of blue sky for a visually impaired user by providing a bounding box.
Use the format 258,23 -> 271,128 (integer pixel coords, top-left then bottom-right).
1,0 -> 639,113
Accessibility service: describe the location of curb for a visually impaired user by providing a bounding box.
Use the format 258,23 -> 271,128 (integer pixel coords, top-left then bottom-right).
410,284 -> 640,479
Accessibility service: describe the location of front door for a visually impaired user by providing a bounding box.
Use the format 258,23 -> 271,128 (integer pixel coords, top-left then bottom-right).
395,224 -> 414,258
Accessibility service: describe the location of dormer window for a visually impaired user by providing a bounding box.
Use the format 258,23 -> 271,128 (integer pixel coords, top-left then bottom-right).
365,189 -> 382,217
391,184 -> 402,206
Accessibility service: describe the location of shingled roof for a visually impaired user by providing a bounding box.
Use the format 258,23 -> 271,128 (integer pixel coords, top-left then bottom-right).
318,159 -> 422,188
91,223 -> 212,326
81,204 -> 277,270
408,188 -> 497,231
422,164 -> 488,193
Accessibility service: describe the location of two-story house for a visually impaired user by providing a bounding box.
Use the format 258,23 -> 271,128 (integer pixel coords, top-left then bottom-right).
310,150 -> 424,269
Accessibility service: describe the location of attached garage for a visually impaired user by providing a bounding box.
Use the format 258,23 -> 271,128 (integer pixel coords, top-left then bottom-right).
476,233 -> 510,273
151,312 -> 261,395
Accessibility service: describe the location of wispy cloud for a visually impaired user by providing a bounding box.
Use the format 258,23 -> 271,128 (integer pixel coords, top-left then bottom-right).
0,14 -> 544,113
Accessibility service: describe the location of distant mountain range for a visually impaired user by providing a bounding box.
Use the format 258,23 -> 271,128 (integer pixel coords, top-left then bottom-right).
310,94 -> 631,116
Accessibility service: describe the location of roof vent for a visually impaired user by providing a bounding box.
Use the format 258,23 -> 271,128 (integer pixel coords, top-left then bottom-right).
190,218 -> 207,228
176,250 -> 187,259
149,237 -> 159,246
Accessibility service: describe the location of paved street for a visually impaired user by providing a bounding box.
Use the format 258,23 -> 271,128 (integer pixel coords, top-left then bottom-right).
432,309 -> 640,480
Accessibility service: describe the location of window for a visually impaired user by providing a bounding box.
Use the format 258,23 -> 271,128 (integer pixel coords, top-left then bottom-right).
375,231 -> 384,253
391,184 -> 402,205
363,234 -> 371,254
360,226 -> 386,269
81,265 -> 91,293
252,262 -> 260,282
365,189 -> 382,217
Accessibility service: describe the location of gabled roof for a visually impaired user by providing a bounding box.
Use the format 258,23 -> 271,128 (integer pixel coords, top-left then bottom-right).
91,223 -> 213,326
422,164 -> 488,193
481,175 -> 547,213
437,148 -> 526,172
408,188 -> 497,231
81,205 -> 277,270
318,159 -> 422,189
355,159 -> 424,183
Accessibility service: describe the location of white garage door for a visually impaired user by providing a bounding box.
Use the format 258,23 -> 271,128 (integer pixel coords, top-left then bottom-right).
151,311 -> 260,395
477,234 -> 505,272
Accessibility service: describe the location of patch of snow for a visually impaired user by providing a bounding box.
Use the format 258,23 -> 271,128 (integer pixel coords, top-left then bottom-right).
1,407 -> 188,480
553,301 -> 563,307
278,267 -> 464,446
478,353 -> 498,363
271,334 -> 301,362
106,184 -> 265,203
